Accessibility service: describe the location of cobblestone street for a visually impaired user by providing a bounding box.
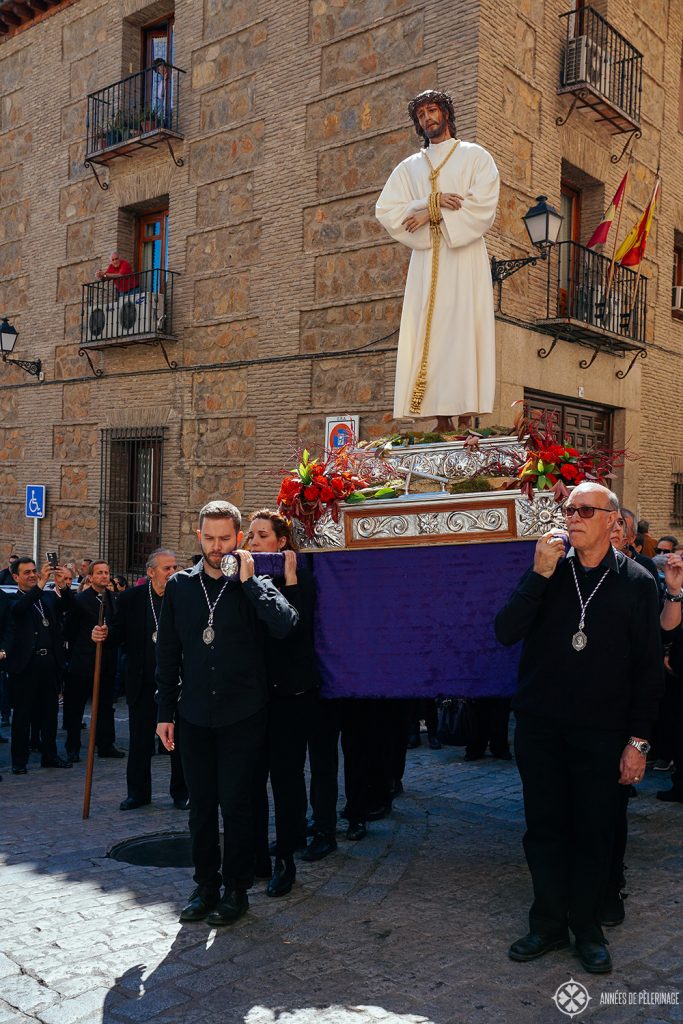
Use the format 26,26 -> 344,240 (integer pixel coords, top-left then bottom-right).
1,705 -> 681,1024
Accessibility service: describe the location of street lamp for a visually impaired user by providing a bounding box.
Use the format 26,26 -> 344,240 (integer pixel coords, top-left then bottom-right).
491,196 -> 564,283
0,318 -> 43,380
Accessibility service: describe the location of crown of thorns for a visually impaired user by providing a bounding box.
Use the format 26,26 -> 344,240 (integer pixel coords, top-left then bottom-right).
408,90 -> 457,141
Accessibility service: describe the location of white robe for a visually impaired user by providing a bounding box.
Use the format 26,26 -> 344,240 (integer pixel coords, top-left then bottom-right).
376,139 -> 500,419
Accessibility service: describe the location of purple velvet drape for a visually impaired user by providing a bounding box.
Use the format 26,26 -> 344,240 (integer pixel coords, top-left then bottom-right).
312,542 -> 535,698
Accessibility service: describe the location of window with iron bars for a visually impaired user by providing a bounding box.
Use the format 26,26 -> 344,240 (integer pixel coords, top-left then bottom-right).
99,426 -> 166,580
673,473 -> 683,527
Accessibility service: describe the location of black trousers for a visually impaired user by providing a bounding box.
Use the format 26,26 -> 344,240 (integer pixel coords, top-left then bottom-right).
9,659 -> 60,767
255,689 -> 314,859
127,690 -> 187,803
308,698 -> 341,836
466,697 -> 512,758
514,713 -> 625,943
63,670 -> 116,754
408,698 -> 439,739
180,709 -> 267,893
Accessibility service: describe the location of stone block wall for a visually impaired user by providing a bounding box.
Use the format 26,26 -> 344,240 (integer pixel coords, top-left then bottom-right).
0,0 -> 681,570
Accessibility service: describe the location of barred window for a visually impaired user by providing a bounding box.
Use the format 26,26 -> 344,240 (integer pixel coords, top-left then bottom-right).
100,427 -> 166,580
673,473 -> 683,527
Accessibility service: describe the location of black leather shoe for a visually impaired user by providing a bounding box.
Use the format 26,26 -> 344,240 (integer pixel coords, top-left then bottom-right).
508,932 -> 570,962
463,752 -> 485,762
11,766 -> 27,775
301,833 -> 338,862
41,757 -> 72,768
205,889 -> 248,926
575,940 -> 612,974
267,857 -> 296,898
119,796 -> 150,811
492,749 -> 513,760
66,750 -> 80,763
366,802 -> 392,822
656,788 -> 683,803
428,736 -> 442,750
173,797 -> 190,810
601,892 -> 626,927
179,886 -> 220,923
406,735 -> 421,749
98,746 -> 125,758
346,821 -> 367,841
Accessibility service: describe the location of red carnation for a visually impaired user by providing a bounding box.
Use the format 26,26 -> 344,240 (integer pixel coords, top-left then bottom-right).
303,485 -> 319,501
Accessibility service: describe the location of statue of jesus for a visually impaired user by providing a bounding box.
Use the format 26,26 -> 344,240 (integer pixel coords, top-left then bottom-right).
376,89 -> 500,433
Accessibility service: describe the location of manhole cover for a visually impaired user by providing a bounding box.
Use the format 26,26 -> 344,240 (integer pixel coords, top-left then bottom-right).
107,831 -> 193,868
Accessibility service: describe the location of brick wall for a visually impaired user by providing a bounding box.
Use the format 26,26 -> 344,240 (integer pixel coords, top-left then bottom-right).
0,0 -> 681,570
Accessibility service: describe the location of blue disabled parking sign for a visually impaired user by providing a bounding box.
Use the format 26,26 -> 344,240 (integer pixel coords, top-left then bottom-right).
26,484 -> 45,519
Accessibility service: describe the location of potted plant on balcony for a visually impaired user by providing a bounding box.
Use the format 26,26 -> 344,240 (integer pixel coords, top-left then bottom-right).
105,110 -> 130,147
138,106 -> 161,134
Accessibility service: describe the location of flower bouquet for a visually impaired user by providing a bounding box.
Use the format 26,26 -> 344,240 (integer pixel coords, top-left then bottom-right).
277,446 -> 399,538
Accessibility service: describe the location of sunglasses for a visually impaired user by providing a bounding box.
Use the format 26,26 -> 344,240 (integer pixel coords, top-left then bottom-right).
562,505 -> 614,519
655,547 -> 672,555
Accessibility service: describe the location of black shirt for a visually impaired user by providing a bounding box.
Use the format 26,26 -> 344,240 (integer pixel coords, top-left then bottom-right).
267,564 -> 320,697
155,562 -> 299,727
494,546 -> 664,740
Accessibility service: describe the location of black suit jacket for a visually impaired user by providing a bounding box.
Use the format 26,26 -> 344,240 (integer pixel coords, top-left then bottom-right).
114,583 -> 158,706
4,585 -> 74,675
65,587 -> 118,678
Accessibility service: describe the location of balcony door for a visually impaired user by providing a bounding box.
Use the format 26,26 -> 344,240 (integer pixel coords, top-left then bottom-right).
137,210 -> 168,293
559,182 -> 582,317
142,18 -> 175,124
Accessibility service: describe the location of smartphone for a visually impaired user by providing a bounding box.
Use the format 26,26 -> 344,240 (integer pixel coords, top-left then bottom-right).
46,551 -> 59,568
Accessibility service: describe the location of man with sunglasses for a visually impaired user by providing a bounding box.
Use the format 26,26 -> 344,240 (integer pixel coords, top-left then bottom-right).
495,482 -> 664,975
655,536 -> 678,555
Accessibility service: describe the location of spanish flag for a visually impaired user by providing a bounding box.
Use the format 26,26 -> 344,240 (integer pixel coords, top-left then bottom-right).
615,178 -> 660,269
586,172 -> 628,249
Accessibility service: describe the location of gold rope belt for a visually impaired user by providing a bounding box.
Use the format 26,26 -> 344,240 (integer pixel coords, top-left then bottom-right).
409,139 -> 460,415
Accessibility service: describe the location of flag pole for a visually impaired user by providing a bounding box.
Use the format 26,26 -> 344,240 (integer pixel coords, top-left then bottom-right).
624,175 -> 660,334
603,161 -> 632,312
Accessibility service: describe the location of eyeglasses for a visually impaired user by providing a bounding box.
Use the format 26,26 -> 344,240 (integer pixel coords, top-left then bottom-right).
562,504 -> 614,519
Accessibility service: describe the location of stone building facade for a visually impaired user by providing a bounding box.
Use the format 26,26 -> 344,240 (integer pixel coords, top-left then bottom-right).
0,0 -> 681,572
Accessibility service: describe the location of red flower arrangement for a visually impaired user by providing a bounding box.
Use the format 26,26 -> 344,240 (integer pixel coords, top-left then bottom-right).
277,446 -> 371,538
515,407 -> 627,503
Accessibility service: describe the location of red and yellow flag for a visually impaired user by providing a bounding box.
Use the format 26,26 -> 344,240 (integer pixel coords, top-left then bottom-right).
586,171 -> 629,249
615,178 -> 660,269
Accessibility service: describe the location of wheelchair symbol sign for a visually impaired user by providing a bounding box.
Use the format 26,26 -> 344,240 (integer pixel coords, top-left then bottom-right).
25,485 -> 45,519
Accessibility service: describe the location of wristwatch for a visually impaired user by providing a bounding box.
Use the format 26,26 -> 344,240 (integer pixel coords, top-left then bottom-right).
663,588 -> 683,603
628,737 -> 651,755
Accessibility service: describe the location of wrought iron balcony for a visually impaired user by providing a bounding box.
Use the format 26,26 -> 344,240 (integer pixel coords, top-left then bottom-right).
558,6 -> 642,145
79,268 -> 178,376
534,240 -> 647,373
84,62 -> 185,188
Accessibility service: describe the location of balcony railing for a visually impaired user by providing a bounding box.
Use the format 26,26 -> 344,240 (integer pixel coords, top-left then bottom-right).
538,240 -> 647,351
558,6 -> 642,133
85,62 -> 185,162
81,268 -> 177,347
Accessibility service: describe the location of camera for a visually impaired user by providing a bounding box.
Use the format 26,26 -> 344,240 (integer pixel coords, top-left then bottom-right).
46,551 -> 59,569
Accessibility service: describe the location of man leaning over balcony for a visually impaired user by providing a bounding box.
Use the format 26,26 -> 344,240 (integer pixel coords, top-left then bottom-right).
96,252 -> 138,295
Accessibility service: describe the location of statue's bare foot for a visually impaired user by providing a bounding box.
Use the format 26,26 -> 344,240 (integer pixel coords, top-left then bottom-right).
434,416 -> 455,433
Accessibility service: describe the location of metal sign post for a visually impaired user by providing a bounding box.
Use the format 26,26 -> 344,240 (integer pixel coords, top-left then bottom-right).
25,484 -> 46,563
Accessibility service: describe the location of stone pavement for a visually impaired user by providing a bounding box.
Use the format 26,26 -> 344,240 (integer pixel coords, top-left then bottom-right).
0,705 -> 682,1024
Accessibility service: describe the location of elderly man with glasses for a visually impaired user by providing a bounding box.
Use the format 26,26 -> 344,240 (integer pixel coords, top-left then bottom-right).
495,482 -> 665,975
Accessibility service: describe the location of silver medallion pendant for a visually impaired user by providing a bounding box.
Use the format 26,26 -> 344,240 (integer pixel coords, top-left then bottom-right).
152,630 -> 157,644
42,618 -> 49,628
572,629 -> 588,652
203,626 -> 215,645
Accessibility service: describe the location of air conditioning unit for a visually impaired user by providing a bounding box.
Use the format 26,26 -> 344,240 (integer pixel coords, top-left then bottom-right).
118,291 -> 165,335
673,286 -> 683,312
563,36 -> 611,96
84,295 -> 118,342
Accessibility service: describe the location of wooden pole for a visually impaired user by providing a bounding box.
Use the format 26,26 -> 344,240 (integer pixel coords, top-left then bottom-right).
603,162 -> 631,311
82,597 -> 105,820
